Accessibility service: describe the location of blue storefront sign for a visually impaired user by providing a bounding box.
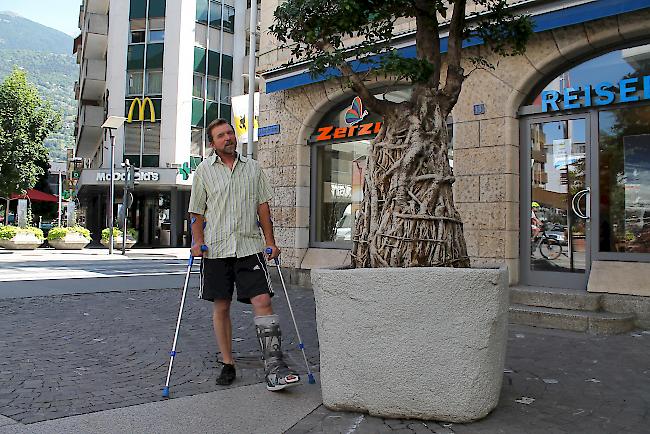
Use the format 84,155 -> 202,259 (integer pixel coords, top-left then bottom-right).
542,75 -> 650,112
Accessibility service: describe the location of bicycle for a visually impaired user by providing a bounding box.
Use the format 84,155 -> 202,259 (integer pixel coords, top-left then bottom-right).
531,225 -> 563,260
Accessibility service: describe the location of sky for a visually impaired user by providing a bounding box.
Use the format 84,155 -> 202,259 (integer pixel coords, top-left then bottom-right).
0,0 -> 81,36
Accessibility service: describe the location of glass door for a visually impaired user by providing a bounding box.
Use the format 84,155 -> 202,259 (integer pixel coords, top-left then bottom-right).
521,116 -> 591,289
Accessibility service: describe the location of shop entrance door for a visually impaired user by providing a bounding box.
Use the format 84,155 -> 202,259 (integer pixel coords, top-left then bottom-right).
521,115 -> 591,289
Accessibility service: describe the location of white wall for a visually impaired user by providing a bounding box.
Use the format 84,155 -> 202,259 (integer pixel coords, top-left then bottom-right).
231,0 -> 247,98
104,0 -> 129,168
159,0 -> 195,167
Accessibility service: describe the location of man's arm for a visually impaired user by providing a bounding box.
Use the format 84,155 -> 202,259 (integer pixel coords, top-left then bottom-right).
190,213 -> 205,257
258,202 -> 280,260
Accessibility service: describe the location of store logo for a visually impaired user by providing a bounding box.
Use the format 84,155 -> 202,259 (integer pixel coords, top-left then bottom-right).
344,96 -> 368,125
315,122 -> 382,142
541,75 -> 650,112
127,97 -> 156,123
96,171 -> 160,182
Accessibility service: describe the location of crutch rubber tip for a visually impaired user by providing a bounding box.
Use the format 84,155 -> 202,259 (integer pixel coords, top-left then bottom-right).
308,374 -> 316,384
162,387 -> 169,398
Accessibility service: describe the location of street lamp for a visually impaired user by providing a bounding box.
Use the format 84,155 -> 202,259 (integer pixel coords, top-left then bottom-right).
101,116 -> 126,255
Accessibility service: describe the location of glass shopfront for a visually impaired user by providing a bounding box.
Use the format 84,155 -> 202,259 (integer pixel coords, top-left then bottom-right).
521,42 -> 650,288
310,97 -> 382,247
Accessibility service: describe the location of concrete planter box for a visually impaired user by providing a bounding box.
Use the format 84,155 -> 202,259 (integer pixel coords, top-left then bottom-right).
0,233 -> 43,250
101,236 -> 136,250
311,266 -> 509,423
49,233 -> 91,250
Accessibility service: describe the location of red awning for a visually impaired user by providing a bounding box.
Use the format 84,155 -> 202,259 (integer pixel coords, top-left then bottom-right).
10,189 -> 60,203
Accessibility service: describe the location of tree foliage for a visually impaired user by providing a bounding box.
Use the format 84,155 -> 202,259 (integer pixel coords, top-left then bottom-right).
271,0 -> 533,100
0,68 -> 60,198
270,0 -> 533,268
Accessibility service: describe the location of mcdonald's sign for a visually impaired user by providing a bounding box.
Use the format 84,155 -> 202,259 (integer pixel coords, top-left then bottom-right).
127,97 -> 156,123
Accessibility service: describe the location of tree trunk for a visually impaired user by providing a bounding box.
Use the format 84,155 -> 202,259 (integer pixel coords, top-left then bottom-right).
352,103 -> 470,268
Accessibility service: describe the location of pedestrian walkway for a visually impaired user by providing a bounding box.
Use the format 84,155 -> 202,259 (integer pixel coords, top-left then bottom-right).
1,283 -> 649,433
0,247 -> 191,263
0,382 -> 322,434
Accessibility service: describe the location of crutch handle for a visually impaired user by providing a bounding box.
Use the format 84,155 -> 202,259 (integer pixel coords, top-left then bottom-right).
265,247 -> 279,265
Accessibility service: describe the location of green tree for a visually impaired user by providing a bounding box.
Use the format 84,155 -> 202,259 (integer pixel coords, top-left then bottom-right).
271,0 -> 532,268
0,68 -> 60,223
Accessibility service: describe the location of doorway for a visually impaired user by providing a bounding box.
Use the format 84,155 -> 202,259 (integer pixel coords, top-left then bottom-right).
520,115 -> 591,289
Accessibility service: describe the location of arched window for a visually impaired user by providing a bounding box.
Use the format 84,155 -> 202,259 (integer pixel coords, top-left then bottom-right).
526,42 -> 650,112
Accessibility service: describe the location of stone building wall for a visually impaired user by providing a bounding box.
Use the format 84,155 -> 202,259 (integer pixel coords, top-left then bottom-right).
257,11 -> 650,282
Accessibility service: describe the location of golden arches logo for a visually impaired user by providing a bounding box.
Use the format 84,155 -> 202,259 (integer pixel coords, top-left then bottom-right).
127,97 -> 156,123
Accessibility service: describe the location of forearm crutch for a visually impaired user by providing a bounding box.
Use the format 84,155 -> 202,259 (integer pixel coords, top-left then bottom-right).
162,222 -> 207,398
265,247 -> 316,384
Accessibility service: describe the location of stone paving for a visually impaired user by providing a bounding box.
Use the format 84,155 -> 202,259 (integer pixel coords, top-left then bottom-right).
288,326 -> 650,434
1,283 -> 650,433
0,284 -> 320,425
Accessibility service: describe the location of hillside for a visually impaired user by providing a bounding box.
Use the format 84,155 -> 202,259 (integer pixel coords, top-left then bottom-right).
0,12 -> 78,162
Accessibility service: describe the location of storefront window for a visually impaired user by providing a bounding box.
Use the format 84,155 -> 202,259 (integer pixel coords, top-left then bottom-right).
599,106 -> 650,253
315,140 -> 369,243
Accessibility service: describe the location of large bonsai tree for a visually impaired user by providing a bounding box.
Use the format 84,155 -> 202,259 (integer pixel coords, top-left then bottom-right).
270,0 -> 532,268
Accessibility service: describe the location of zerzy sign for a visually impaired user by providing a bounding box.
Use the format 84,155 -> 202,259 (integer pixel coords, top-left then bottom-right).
314,96 -> 382,142
541,75 -> 650,112
315,122 -> 382,141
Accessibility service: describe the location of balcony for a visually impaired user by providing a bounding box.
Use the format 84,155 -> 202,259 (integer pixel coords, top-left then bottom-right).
81,13 -> 108,60
75,105 -> 104,159
84,0 -> 109,15
79,59 -> 106,102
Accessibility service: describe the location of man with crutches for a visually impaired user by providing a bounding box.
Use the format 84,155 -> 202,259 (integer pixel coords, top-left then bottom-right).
188,118 -> 300,391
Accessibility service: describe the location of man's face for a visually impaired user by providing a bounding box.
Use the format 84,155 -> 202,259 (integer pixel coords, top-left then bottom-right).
209,123 -> 237,155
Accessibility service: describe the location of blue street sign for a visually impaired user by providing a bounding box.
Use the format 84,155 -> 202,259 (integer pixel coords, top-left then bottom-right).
258,124 -> 281,138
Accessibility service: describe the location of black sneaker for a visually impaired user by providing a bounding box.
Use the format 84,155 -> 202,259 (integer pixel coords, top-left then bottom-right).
216,363 -> 236,385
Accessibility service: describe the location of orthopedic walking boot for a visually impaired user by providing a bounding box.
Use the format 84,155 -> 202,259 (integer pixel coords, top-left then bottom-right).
254,314 -> 300,391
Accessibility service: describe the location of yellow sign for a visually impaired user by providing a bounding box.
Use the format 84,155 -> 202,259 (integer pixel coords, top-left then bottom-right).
231,93 -> 259,144
127,97 -> 156,123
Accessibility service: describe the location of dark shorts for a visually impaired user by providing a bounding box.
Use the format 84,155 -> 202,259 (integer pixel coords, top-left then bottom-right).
199,252 -> 274,304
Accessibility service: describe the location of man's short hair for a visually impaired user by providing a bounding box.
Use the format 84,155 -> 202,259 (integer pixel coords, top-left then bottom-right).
207,118 -> 235,142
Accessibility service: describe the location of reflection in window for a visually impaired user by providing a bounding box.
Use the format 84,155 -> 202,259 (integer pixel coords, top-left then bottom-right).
529,120 -> 586,273
146,71 -> 163,95
530,42 -> 650,107
148,29 -> 165,43
127,71 -> 143,95
599,106 -> 650,253
193,74 -> 204,98
130,30 -> 145,44
315,140 -> 370,243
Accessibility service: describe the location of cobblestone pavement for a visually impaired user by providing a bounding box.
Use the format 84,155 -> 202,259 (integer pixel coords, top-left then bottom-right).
288,326 -> 650,434
2,284 -> 650,433
0,284 -> 320,425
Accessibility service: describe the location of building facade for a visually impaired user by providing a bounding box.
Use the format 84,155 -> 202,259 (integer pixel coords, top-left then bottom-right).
74,0 -> 252,246
257,0 -> 650,323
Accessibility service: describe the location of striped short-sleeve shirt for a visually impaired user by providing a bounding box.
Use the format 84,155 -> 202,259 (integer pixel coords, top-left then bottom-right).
188,152 -> 273,259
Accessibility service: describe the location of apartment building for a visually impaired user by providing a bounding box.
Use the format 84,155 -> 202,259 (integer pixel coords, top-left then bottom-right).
73,0 -> 252,246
